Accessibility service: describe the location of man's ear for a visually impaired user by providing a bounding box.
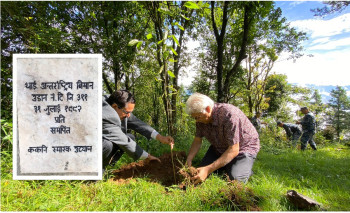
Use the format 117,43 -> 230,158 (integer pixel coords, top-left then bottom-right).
205,106 -> 211,113
111,103 -> 118,109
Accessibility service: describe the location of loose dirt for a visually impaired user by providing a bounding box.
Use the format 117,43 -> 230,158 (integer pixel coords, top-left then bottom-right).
111,152 -> 261,210
112,151 -> 196,187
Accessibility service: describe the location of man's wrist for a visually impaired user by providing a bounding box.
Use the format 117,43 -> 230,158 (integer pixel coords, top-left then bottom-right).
140,152 -> 149,160
151,130 -> 159,140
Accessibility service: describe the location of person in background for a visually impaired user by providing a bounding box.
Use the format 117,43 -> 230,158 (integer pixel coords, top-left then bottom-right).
185,93 -> 260,184
277,121 -> 302,148
102,89 -> 174,172
296,107 -> 317,151
250,112 -> 267,133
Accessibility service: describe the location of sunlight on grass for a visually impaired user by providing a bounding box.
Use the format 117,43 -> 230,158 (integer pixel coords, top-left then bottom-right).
1,143 -> 349,211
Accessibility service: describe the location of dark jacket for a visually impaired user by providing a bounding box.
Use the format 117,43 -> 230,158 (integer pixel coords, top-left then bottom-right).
102,99 -> 155,160
300,112 -> 316,133
282,123 -> 302,139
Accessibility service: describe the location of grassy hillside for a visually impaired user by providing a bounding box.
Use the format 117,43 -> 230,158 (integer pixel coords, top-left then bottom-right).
1,137 -> 350,211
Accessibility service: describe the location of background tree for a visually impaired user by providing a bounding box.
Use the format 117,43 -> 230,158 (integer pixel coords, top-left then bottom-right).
327,86 -> 350,141
310,89 -> 325,131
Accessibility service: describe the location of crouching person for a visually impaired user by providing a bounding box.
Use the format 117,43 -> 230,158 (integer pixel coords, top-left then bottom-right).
185,93 -> 260,184
102,89 -> 174,172
277,121 -> 302,148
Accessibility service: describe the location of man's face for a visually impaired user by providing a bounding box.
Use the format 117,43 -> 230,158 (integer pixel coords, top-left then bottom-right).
113,103 -> 135,120
191,107 -> 212,124
301,108 -> 308,115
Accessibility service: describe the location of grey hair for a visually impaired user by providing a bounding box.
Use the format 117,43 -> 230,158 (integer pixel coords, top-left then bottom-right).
185,93 -> 214,114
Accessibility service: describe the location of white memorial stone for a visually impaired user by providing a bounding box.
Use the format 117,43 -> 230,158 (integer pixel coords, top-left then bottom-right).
13,54 -> 102,180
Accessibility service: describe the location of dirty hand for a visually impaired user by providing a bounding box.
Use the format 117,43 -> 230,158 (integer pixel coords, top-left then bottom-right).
158,135 -> 175,149
192,167 -> 209,185
147,154 -> 161,163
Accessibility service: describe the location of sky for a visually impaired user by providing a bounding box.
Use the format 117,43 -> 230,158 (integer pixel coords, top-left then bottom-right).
179,1 -> 350,88
272,1 -> 350,87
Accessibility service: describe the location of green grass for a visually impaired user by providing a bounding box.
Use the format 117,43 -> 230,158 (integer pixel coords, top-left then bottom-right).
1,139 -> 350,211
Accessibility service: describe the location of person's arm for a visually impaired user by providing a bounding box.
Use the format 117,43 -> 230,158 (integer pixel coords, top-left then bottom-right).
285,126 -> 293,139
186,137 -> 202,167
102,103 -> 148,160
128,113 -> 174,148
156,134 -> 174,149
127,113 -> 155,139
192,143 -> 239,184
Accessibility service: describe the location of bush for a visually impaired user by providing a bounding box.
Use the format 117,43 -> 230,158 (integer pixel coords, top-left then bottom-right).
1,118 -> 13,151
321,126 -> 336,141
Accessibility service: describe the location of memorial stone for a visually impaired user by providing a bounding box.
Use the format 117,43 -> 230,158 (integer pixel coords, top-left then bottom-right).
13,54 -> 102,180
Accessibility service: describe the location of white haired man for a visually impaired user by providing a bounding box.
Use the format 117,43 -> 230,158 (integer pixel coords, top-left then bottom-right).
185,93 -> 260,184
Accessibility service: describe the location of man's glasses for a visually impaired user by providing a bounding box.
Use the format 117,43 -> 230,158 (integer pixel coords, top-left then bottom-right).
118,106 -> 132,115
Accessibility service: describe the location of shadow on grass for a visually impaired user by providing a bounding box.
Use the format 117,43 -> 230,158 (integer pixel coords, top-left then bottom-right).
251,145 -> 350,210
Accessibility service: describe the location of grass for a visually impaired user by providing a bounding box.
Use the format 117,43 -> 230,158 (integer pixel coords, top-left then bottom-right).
1,137 -> 350,211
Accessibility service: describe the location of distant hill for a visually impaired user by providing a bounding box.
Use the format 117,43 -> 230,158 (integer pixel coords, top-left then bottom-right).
295,84 -> 350,103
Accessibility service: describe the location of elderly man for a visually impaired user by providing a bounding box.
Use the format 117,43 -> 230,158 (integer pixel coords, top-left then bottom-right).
277,121 -> 302,147
185,93 -> 260,184
102,89 -> 174,171
296,107 -> 317,151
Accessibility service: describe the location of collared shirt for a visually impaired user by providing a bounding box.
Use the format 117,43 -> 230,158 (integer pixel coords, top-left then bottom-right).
195,103 -> 260,155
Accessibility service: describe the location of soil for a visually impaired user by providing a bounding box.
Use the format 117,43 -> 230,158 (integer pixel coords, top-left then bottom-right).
112,151 -> 197,187
111,152 -> 261,211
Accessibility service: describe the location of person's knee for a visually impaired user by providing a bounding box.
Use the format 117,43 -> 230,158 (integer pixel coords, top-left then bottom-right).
228,172 -> 251,183
103,140 -> 114,156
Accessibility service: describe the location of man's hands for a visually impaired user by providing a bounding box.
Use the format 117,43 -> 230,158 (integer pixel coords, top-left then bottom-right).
192,166 -> 209,184
157,134 -> 175,149
147,154 -> 161,163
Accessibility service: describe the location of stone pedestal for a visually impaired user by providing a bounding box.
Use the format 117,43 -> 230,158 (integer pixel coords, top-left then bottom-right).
13,54 -> 102,180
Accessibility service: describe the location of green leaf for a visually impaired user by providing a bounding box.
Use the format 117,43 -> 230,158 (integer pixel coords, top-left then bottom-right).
168,70 -> 176,78
172,35 -> 180,47
158,65 -> 164,74
171,47 -> 178,56
175,22 -> 185,31
146,33 -> 153,40
169,58 -> 178,63
128,39 -> 140,46
163,30 -> 169,41
91,12 -> 96,19
157,39 -> 164,44
137,41 -> 143,49
184,2 -> 200,9
181,14 -> 190,21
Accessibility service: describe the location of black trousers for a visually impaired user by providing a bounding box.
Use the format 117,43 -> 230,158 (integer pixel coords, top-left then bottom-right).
102,134 -> 135,170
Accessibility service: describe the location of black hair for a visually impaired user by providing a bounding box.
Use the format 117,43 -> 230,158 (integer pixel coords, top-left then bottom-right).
106,89 -> 136,108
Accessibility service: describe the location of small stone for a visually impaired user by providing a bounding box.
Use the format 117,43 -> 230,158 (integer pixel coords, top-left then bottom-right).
287,190 -> 321,210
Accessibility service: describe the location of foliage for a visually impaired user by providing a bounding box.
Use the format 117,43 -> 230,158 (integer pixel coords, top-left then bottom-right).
327,86 -> 350,141
264,74 -> 291,116
312,1 -> 350,17
1,119 -> 13,151
2,133 -> 350,211
3,3 -> 348,211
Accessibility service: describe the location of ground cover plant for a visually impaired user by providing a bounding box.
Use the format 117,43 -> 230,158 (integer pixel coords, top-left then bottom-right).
1,133 -> 350,211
